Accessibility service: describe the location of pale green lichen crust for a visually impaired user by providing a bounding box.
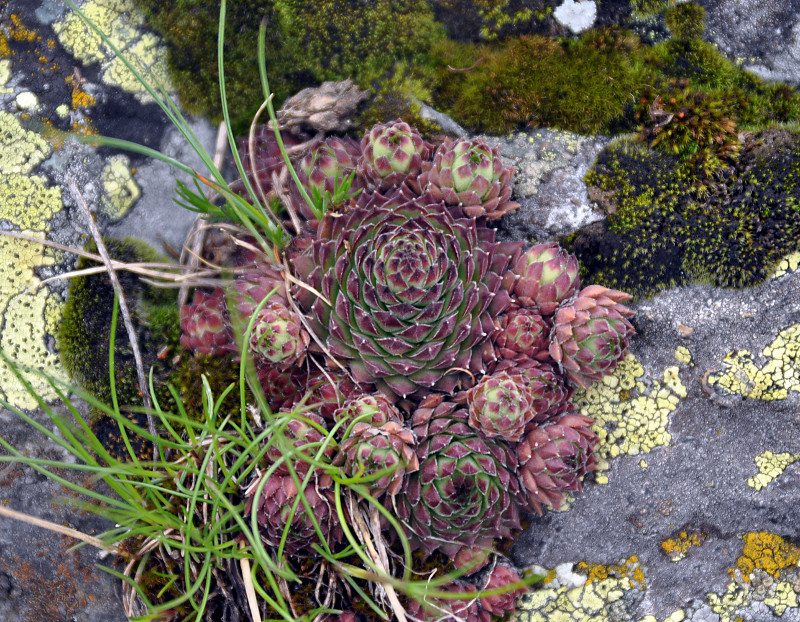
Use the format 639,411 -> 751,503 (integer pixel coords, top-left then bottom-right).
53,0 -> 173,102
0,235 -> 67,410
770,251 -> 800,279
0,110 -> 51,175
0,107 -> 66,409
572,354 -> 686,482
511,556 -> 649,622
746,451 -> 799,491
100,154 -> 140,219
707,323 -> 800,400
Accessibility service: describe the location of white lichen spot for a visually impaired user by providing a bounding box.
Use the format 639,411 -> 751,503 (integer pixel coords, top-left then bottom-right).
553,0 -> 597,34
100,154 -> 140,219
15,91 -> 39,111
0,60 -> 13,94
55,103 -> 70,118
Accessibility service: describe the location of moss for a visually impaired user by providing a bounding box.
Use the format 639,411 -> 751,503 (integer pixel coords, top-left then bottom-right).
167,352 -> 243,422
568,129 -> 800,299
663,1 -> 706,40
131,0 -> 443,131
58,238 -> 180,408
431,0 -> 557,43
431,27 -> 647,135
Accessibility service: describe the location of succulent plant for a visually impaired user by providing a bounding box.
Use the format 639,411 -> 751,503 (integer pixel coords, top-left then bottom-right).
549,284 -> 635,388
478,565 -> 526,618
256,362 -> 306,413
229,125 -> 304,200
335,420 -> 418,498
333,393 -> 403,430
230,266 -> 288,316
305,371 -> 363,420
517,413 -> 598,514
244,467 -> 341,555
265,412 -> 334,478
509,242 -> 581,315
397,395 -> 521,555
518,361 -> 574,426
296,136 -> 363,196
492,307 -> 551,362
359,119 -> 431,191
179,288 -> 237,356
419,137 -> 519,220
302,195 -> 517,398
466,371 -> 536,442
453,546 -> 491,575
246,300 -> 310,370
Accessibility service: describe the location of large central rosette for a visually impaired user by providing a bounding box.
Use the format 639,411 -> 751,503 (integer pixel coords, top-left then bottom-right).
301,196 -> 516,398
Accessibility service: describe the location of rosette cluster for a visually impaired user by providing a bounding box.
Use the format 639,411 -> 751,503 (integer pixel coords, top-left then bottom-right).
177,119 -> 636,619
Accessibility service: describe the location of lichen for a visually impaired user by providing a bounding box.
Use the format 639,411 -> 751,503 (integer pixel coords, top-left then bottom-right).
661,530 -> 707,562
572,354 -> 685,478
0,110 -> 51,175
0,235 -> 67,410
511,556 -> 646,622
100,154 -> 141,219
746,451 -> 799,491
52,0 -> 173,103
734,532 -> 800,582
0,174 -> 63,231
707,323 -> 800,401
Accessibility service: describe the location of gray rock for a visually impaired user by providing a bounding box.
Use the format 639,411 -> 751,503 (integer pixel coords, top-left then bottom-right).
486,129 -> 609,242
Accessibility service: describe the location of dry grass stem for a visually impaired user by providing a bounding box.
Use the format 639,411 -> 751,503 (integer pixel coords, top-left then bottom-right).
67,178 -> 157,451
0,505 -> 117,554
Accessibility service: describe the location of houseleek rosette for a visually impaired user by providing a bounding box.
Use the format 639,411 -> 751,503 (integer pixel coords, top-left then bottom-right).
302,195 -> 516,398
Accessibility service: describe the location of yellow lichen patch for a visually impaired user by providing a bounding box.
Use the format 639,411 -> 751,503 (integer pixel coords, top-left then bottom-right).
100,154 -> 140,219
53,0 -> 173,102
573,355 -> 686,472
734,532 -> 800,582
706,581 -> 751,621
511,557 -> 646,622
71,84 -> 96,110
708,324 -> 800,400
0,235 -> 67,410
746,451 -> 799,491
661,530 -> 707,562
770,251 -> 800,279
0,111 -> 51,175
0,174 -> 63,231
674,345 -> 692,365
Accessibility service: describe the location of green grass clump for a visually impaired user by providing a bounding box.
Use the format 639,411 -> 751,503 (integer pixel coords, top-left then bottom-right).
58,238 -> 180,407
568,129 -> 800,299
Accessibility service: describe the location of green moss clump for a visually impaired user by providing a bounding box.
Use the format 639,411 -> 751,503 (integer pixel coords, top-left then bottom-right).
58,238 -> 180,408
568,130 -> 800,299
131,0 -> 443,131
168,352 -> 243,422
431,27 -> 647,135
431,0 -> 556,43
664,1 -> 706,40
